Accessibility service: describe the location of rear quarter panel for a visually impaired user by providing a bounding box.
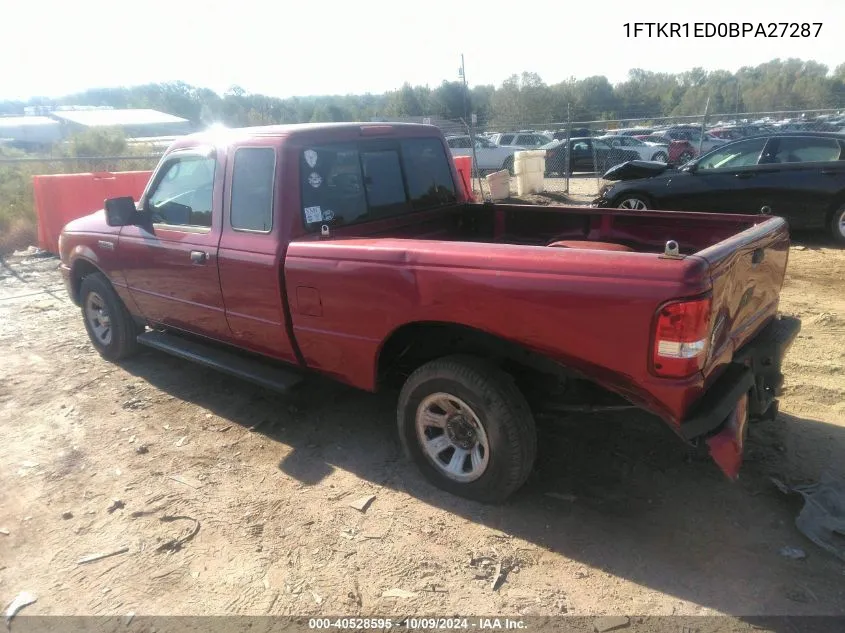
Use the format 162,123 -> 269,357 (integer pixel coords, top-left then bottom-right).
284,239 -> 715,426
700,216 -> 791,384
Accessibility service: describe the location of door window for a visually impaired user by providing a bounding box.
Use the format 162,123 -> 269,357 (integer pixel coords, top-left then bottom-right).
230,147 -> 275,232
147,155 -> 216,228
698,138 -> 767,170
768,137 -> 842,163
498,134 -> 515,145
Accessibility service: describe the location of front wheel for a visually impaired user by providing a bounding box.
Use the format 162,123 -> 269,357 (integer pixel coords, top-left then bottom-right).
830,204 -> 845,245
616,195 -> 651,211
397,355 -> 537,503
79,272 -> 142,360
651,151 -> 668,163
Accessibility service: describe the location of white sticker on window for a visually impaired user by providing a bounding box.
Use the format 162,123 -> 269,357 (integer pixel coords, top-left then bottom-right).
308,172 -> 323,188
322,209 -> 335,221
304,149 -> 318,168
304,206 -> 323,223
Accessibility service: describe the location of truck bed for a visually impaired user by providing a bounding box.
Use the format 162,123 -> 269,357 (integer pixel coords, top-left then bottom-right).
286,203 -> 790,432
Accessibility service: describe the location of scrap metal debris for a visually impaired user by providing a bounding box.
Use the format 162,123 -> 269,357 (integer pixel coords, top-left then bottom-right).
348,495 -> 376,513
156,515 -> 200,552
779,546 -> 807,560
167,474 -> 202,489
5,591 -> 37,627
77,547 -> 130,565
772,473 -> 845,562
107,499 -> 125,514
594,616 -> 630,632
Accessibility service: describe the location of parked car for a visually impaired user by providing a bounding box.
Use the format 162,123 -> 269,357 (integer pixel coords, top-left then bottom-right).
635,135 -> 698,165
653,127 -> 725,153
593,132 -> 845,243
596,135 -> 669,162
58,122 -> 800,502
446,135 -> 520,173
488,131 -> 552,148
552,128 -> 592,140
543,137 -> 640,175
606,127 -> 654,137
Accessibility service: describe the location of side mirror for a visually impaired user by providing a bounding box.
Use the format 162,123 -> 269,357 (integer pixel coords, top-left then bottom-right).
104,196 -> 137,226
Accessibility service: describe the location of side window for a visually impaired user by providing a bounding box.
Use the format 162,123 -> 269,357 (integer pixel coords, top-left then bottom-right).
499,134 -> 515,145
299,140 -> 456,230
360,149 -> 406,216
230,147 -> 275,232
300,145 -> 368,227
147,155 -> 216,228
769,137 -> 841,163
401,138 -> 457,210
698,138 -> 768,170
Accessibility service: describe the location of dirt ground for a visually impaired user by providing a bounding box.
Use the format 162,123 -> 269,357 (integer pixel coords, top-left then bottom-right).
1,233 -> 844,624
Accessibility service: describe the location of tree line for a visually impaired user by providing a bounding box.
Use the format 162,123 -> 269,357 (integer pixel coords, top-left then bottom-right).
1,58 -> 844,131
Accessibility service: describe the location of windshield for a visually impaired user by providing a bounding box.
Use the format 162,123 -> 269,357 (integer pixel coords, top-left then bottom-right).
696,138 -> 767,170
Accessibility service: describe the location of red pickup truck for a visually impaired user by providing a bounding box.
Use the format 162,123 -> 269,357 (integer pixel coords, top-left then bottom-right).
58,122 -> 800,503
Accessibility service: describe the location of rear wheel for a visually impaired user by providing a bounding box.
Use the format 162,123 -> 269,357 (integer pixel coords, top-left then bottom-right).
651,151 -> 668,163
677,151 -> 695,164
397,355 -> 537,503
615,194 -> 651,211
830,204 -> 845,245
80,272 -> 142,360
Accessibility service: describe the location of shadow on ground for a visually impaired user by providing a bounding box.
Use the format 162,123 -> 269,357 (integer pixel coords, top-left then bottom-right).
117,348 -> 845,624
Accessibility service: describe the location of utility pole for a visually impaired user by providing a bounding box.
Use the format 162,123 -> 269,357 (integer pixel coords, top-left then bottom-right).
459,54 -> 481,194
699,96 -> 710,156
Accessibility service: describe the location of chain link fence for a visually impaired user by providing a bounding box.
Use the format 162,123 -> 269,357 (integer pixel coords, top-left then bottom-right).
437,107 -> 845,203
2,107 -> 844,252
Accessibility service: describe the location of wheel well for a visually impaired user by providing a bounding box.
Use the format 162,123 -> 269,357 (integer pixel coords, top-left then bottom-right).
826,196 -> 845,224
612,191 -> 655,208
376,322 -> 572,391
70,259 -> 102,304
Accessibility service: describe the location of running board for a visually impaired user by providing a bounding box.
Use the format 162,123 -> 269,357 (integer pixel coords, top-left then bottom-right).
136,331 -> 303,393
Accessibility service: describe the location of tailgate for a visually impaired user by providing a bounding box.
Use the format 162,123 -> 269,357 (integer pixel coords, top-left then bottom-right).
698,216 -> 791,377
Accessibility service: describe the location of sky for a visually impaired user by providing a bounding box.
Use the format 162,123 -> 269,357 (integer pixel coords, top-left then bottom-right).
1,0 -> 842,100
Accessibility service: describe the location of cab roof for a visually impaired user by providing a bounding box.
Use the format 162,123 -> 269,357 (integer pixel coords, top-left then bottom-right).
167,122 -> 441,152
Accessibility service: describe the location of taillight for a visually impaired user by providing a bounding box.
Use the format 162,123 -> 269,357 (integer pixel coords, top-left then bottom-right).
651,296 -> 713,378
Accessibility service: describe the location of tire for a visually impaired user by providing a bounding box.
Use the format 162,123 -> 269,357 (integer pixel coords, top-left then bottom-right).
830,204 -> 845,245
678,151 -> 694,165
615,194 -> 651,211
79,272 -> 142,361
651,151 -> 668,163
397,355 -> 537,503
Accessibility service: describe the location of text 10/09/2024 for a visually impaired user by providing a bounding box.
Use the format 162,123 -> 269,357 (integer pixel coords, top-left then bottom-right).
624,22 -> 822,38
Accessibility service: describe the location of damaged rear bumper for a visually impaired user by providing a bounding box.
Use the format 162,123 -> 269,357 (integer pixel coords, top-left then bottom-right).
679,315 -> 801,478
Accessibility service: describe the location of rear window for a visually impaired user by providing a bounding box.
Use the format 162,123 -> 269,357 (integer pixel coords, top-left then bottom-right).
299,138 -> 457,230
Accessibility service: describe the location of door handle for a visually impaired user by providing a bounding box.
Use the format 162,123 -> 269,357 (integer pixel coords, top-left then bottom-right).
821,169 -> 837,175
190,250 -> 208,264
